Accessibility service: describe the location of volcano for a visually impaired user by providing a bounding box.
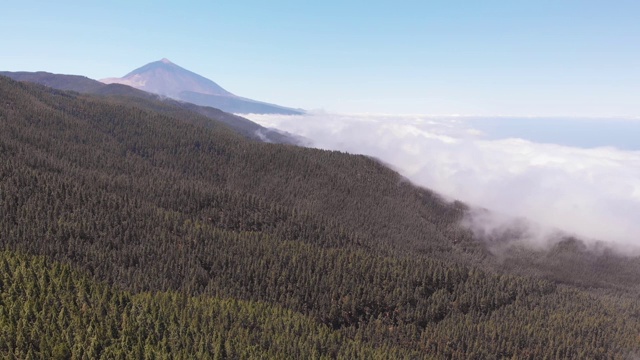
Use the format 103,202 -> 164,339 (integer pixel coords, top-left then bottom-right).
101,58 -> 303,115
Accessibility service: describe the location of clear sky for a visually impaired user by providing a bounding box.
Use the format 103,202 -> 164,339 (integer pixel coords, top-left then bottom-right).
2,0 -> 639,116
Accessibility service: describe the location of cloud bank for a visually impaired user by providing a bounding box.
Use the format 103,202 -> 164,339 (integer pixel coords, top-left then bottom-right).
246,112 -> 640,249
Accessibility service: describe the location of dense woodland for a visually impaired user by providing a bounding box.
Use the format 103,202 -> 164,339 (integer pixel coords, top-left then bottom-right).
0,71 -> 293,144
1,75 -> 639,358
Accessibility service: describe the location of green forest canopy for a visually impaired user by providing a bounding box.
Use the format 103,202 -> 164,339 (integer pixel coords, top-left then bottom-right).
1,75 -> 639,359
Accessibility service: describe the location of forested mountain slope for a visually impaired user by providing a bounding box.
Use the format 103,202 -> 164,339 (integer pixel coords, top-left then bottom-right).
0,251 -> 411,359
1,75 -> 639,358
0,71 -> 294,144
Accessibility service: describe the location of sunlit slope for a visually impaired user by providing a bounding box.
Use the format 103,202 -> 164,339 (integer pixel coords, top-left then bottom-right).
1,75 -> 639,358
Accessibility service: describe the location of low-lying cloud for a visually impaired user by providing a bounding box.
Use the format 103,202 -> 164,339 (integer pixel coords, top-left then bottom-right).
247,112 -> 640,249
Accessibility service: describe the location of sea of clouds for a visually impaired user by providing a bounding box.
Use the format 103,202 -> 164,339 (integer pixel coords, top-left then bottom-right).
247,112 -> 640,250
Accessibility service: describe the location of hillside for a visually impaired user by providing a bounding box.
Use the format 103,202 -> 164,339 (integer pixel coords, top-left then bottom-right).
0,251 -> 409,359
0,71 -> 104,93
1,75 -> 639,358
0,71 -> 294,144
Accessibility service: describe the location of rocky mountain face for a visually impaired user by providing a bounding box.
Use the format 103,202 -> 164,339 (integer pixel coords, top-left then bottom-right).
101,59 -> 303,115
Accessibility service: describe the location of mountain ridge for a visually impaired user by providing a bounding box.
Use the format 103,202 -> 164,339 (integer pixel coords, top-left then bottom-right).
0,71 -> 297,144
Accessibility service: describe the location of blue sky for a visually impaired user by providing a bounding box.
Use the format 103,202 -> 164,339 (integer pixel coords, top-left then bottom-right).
2,0 -> 639,116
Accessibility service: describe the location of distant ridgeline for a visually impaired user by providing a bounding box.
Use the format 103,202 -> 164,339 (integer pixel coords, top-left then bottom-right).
0,70 -> 296,144
0,75 -> 639,359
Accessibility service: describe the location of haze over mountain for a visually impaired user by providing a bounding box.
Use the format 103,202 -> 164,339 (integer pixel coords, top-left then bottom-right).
249,112 -> 640,250
101,59 -> 304,115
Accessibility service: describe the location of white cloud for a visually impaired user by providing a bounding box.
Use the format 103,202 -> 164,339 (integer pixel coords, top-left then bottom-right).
247,112 -> 640,249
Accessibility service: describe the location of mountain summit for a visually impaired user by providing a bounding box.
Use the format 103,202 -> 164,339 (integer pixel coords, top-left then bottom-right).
101,59 -> 303,115
107,58 -> 232,98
